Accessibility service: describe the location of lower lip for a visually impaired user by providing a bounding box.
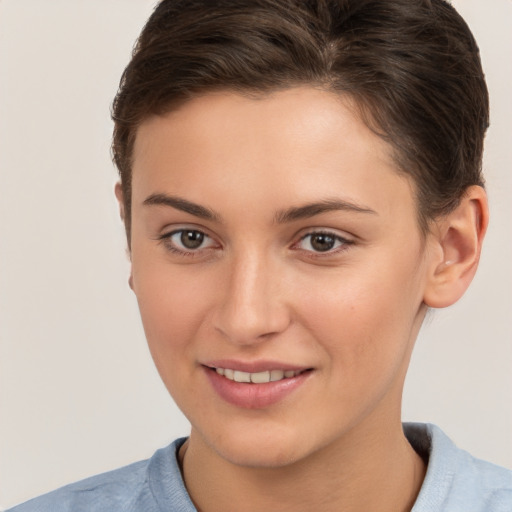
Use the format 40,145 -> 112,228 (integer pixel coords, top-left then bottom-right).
204,367 -> 312,409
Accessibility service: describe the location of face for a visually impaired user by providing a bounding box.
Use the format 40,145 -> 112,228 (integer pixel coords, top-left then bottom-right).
128,88 -> 433,468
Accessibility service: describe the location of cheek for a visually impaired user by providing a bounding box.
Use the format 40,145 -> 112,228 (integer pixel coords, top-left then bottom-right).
291,268 -> 424,432
132,260 -> 217,372
294,255 -> 425,372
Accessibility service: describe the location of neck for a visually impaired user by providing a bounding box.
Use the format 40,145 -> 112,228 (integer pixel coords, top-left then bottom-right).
180,418 -> 426,512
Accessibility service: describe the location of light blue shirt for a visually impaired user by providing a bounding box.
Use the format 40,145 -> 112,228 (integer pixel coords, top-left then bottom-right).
7,423 -> 512,511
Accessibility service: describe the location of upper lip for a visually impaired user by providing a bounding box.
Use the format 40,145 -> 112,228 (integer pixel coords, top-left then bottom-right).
203,359 -> 312,373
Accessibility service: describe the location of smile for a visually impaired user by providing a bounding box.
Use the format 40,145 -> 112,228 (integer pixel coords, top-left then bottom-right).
204,364 -> 313,409
214,367 -> 305,384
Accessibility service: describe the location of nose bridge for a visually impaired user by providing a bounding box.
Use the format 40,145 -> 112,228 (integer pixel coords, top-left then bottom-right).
214,245 -> 289,344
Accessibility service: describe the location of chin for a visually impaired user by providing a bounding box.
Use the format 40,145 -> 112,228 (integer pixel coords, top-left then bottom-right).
200,423 -> 312,469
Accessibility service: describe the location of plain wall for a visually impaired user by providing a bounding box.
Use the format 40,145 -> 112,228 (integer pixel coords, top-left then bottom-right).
0,0 -> 510,508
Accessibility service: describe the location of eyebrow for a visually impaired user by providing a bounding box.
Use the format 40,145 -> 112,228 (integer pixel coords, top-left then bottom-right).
143,193 -> 377,224
143,193 -> 221,222
274,198 -> 377,223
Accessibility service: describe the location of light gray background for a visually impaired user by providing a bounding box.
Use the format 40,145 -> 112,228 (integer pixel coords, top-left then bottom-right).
0,0 -> 510,508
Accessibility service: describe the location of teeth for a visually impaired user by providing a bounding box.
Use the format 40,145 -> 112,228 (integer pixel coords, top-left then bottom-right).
270,369 -> 284,381
215,367 -> 303,383
233,370 -> 251,383
251,371 -> 270,384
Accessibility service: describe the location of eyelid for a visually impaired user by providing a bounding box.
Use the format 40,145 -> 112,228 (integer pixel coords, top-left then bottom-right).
154,225 -> 354,257
157,223 -> 216,241
157,226 -> 221,256
294,226 -> 354,242
291,228 -> 354,254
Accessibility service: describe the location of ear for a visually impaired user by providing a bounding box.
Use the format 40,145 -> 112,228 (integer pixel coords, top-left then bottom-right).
115,182 -> 126,222
423,186 -> 488,308
114,182 -> 134,290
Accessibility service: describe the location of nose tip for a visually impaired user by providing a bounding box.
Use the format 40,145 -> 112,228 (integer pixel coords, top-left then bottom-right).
215,303 -> 287,345
213,257 -> 291,345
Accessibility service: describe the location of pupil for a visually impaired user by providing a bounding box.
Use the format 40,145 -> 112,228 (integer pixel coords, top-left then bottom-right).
311,234 -> 335,252
181,230 -> 204,249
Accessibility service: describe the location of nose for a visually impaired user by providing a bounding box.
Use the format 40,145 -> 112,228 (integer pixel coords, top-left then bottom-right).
213,250 -> 291,345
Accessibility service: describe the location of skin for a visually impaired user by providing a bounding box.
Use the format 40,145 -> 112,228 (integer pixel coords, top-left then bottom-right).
117,87 -> 488,512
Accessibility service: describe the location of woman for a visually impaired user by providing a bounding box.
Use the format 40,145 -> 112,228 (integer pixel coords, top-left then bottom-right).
7,0 -> 512,510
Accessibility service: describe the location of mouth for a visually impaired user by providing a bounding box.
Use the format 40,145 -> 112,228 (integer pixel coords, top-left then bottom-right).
211,367 -> 309,384
202,362 -> 314,409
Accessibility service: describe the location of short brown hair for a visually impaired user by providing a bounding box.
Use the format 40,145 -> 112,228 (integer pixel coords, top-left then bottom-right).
112,0 -> 489,240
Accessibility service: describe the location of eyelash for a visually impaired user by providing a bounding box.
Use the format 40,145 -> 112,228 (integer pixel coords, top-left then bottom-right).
293,231 -> 354,257
157,228 -> 354,258
157,229 -> 218,258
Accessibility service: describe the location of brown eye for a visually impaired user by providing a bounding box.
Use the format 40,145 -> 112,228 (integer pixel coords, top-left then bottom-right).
162,229 -> 217,254
180,230 -> 204,249
309,233 -> 336,252
296,231 -> 351,254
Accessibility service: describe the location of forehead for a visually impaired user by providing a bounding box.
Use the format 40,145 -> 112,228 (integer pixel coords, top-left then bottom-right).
134,88 -> 389,161
131,87 -> 415,219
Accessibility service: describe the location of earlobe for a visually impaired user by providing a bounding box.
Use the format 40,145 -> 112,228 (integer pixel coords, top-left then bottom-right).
423,186 -> 488,308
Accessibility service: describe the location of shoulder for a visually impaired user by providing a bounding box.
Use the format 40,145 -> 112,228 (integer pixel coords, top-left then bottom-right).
6,460 -> 150,512
6,438 -> 191,512
405,423 -> 512,512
